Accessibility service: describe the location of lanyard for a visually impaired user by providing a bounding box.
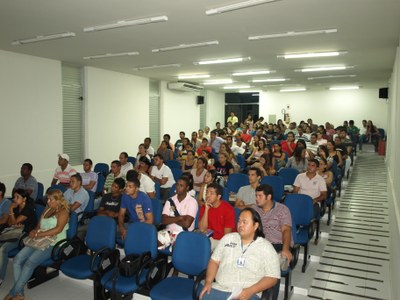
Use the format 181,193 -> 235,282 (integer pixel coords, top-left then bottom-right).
240,240 -> 254,256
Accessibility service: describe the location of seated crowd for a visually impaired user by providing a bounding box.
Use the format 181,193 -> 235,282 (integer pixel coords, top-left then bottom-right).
0,115 -> 382,299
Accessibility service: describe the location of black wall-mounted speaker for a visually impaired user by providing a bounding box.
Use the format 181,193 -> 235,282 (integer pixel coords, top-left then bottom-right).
379,87 -> 388,99
197,95 -> 204,105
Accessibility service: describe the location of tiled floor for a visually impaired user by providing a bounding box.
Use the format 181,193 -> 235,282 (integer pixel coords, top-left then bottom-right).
0,148 -> 390,300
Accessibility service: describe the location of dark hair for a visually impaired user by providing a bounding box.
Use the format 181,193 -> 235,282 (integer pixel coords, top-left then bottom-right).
198,157 -> 207,166
22,163 -> 33,171
180,131 -> 185,135
120,152 -> 128,158
163,134 -> 171,140
207,182 -> 223,197
145,137 -> 151,143
255,184 -> 274,200
111,160 -> 121,167
248,167 -> 262,178
318,145 -> 329,157
84,159 -> 93,166
211,129 -> 217,135
207,169 -> 218,182
126,169 -> 139,182
202,137 -> 209,142
71,173 -> 83,183
287,131 -> 294,137
349,120 -> 354,126
180,173 -> 193,190
293,146 -> 305,162
139,156 -> 152,167
296,139 -> 307,149
239,207 -> 265,239
308,158 -> 320,167
310,133 -> 317,138
13,188 -> 30,201
153,154 -> 164,161
113,177 -> 126,190
127,177 -> 140,188
0,182 -> 5,197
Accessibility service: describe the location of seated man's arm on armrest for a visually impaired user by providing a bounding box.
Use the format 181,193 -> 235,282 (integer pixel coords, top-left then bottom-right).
70,202 -> 81,212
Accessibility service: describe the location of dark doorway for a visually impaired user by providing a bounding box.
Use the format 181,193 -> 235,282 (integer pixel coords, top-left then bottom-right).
225,93 -> 259,126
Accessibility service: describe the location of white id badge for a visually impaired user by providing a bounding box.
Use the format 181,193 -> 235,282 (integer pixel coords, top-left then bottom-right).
236,257 -> 246,268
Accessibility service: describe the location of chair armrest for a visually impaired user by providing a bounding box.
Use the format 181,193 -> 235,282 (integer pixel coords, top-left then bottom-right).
192,269 -> 207,300
143,257 -> 168,290
90,247 -> 120,276
290,245 -> 300,269
52,236 -> 87,262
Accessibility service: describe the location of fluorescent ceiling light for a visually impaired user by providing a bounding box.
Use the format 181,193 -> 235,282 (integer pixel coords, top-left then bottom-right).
308,74 -> 357,80
132,63 -> 180,71
178,74 -> 210,79
194,57 -> 251,65
252,78 -> 287,83
280,88 -> 306,92
223,85 -> 252,89
296,66 -> 350,72
206,0 -> 280,15
249,28 -> 337,41
11,32 -> 75,45
329,86 -> 360,91
203,79 -> 233,85
83,51 -> 139,60
277,51 -> 346,59
84,16 -> 168,32
239,90 -> 262,93
251,94 -> 259,96
232,70 -> 274,76
152,40 -> 219,53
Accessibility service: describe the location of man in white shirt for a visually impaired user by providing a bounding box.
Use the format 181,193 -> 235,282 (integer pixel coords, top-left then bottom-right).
126,169 -> 155,198
306,133 -> 319,158
150,154 -> 175,202
226,135 -> 245,155
144,137 -> 155,158
119,152 -> 133,176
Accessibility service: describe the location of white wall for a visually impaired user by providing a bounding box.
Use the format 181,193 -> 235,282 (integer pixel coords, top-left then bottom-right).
84,67 -> 149,164
259,88 -> 388,130
159,81 -> 200,142
205,89 -> 225,129
0,50 -> 62,194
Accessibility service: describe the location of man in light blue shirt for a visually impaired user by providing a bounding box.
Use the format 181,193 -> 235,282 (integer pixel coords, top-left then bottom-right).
209,130 -> 225,154
0,183 -> 11,228
64,174 -> 89,220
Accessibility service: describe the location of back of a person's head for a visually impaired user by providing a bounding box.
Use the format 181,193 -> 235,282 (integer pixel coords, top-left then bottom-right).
114,177 -> 126,190
0,182 -> 5,197
126,169 -> 139,181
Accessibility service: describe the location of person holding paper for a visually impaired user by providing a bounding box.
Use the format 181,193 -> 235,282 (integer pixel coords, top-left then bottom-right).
199,207 -> 280,300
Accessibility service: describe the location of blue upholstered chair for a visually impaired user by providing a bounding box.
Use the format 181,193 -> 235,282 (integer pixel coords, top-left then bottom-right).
94,163 -> 110,178
150,232 -> 211,300
260,176 -> 284,202
226,173 -> 249,194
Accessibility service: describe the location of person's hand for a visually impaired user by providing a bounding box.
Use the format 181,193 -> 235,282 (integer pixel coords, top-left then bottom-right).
199,282 -> 212,299
9,202 -> 18,210
281,249 -> 293,262
28,230 -> 37,238
237,288 -> 254,300
120,227 -> 127,240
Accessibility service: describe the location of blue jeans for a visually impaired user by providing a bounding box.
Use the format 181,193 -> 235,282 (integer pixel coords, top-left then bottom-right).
0,241 -> 19,280
8,245 -> 53,297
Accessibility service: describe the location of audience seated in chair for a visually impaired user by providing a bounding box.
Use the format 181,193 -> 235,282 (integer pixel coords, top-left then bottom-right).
104,160 -> 126,194
63,174 -> 89,221
286,147 -> 308,173
149,154 -> 176,203
144,137 -> 155,158
281,131 -> 296,157
51,153 -> 77,187
199,207 -> 280,300
97,177 -> 125,219
126,169 -> 155,198
198,183 -> 236,251
214,152 -> 234,186
80,159 -> 98,193
235,168 -> 262,209
119,151 -> 134,177
13,163 -> 38,201
118,178 -> 154,240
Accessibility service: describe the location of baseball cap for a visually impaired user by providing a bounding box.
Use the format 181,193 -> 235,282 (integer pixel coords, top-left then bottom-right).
58,153 -> 70,161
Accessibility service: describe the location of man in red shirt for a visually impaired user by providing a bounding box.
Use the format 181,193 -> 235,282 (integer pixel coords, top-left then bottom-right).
198,183 -> 236,251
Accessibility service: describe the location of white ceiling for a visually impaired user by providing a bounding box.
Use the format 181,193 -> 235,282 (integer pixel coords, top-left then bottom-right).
1,0 -> 399,91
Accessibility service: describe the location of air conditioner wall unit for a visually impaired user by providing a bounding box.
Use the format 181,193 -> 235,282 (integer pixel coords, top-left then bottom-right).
167,81 -> 203,92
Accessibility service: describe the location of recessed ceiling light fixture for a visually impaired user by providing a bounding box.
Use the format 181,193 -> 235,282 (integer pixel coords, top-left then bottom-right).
178,74 -> 210,79
252,78 -> 287,83
194,57 -> 251,65
84,16 -> 168,32
277,51 -> 346,59
232,70 -> 274,76
11,32 -> 76,45
239,90 -> 262,93
223,85 -> 252,89
307,74 -> 356,80
280,88 -> 307,92
152,40 -> 219,53
206,0 -> 280,15
249,28 -> 337,41
83,51 -> 139,60
203,79 -> 233,85
132,63 -> 180,71
296,66 -> 351,72
329,85 -> 359,91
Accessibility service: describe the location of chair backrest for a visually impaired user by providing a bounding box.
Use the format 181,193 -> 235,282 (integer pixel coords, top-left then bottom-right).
127,156 -> 136,165
222,187 -> 230,202
151,198 -> 163,225
236,154 -> 246,171
86,216 -> 116,251
34,204 -> 45,220
284,194 -> 313,226
125,222 -> 158,259
67,212 -> 79,239
47,184 -> 67,193
226,173 -> 250,194
171,168 -> 183,182
96,174 -> 105,194
84,191 -> 95,213
94,163 -> 109,177
36,182 -> 44,201
168,183 -> 177,197
234,207 -> 241,224
260,176 -> 284,201
165,160 -> 181,169
172,232 -> 211,276
154,181 -> 161,200
278,168 -> 299,186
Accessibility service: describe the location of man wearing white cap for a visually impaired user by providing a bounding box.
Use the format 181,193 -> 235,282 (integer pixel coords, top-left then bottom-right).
51,153 -> 77,187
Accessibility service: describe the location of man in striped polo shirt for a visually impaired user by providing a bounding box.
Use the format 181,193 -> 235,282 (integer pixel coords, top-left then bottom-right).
51,153 -> 77,187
